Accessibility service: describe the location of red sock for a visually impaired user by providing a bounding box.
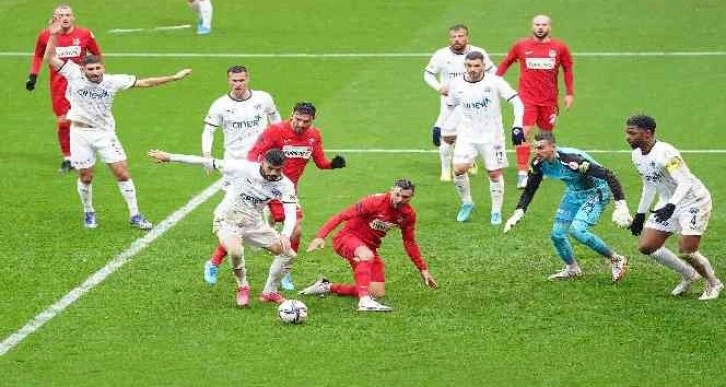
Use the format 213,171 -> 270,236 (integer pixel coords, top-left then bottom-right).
515,144 -> 531,171
57,121 -> 71,157
210,244 -> 227,266
330,284 -> 358,297
353,260 -> 372,298
290,235 -> 301,253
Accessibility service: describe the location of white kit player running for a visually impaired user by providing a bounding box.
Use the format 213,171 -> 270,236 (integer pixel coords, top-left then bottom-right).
424,24 -> 496,181
624,114 -> 723,300
444,51 -> 523,225
148,148 -> 298,307
44,17 -> 192,229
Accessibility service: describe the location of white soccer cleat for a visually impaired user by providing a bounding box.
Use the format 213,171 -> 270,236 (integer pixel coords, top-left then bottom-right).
671,274 -> 701,296
699,281 -> 724,301
516,173 -> 528,189
547,266 -> 583,281
357,296 -> 392,312
610,254 -> 628,282
298,277 -> 331,296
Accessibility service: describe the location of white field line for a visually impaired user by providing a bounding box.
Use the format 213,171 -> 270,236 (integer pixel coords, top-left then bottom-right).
1,51 -> 725,58
0,180 -> 222,357
327,149 -> 726,154
107,24 -> 191,34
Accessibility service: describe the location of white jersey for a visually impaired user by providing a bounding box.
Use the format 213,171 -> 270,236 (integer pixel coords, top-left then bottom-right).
445,74 -> 518,143
213,159 -> 297,224
204,90 -> 280,160
424,45 -> 495,88
632,141 -> 710,206
59,61 -> 136,131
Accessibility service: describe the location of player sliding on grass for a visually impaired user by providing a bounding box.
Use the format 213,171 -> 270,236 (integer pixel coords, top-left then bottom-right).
624,114 -> 723,300
503,132 -> 631,281
149,148 -> 297,307
299,179 -> 438,312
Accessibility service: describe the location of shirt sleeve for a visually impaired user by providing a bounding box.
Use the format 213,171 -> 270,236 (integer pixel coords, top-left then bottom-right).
86,30 -> 102,57
107,74 -> 137,91
495,42 -> 519,77
315,197 -> 373,238
423,52 -> 442,90
662,152 -> 692,206
29,31 -> 47,75
496,76 -> 518,101
560,43 -> 574,95
247,127 -> 275,162
57,61 -> 84,84
264,94 -> 282,123
516,160 -> 544,211
311,133 -> 333,169
400,212 -> 427,271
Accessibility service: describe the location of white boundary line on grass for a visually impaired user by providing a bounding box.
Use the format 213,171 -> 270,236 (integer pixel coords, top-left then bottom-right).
0,180 -> 222,357
107,24 -> 192,34
1,147 -> 724,356
0,51 -> 725,58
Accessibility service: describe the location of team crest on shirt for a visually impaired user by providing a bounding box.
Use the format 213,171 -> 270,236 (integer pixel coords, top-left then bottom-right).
73,38 -> 80,45
565,161 -> 590,173
549,49 -> 557,57
308,138 -> 315,144
270,187 -> 282,198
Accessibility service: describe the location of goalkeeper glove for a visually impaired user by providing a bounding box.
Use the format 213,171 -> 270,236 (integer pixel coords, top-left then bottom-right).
611,200 -> 633,228
330,155 -> 346,169
503,209 -> 525,233
511,127 -> 525,146
26,73 -> 38,91
629,213 -> 646,236
651,203 -> 676,223
432,127 -> 441,147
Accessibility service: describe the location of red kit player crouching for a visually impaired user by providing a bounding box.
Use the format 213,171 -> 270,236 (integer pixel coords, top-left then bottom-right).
300,179 -> 438,312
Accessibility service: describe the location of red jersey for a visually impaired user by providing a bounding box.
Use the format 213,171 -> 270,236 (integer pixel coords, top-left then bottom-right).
247,120 -> 332,187
316,193 -> 427,271
29,27 -> 102,92
496,37 -> 574,105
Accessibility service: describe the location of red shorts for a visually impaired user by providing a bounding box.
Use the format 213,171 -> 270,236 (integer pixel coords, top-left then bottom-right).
332,233 -> 386,282
50,79 -> 71,117
268,200 -> 303,223
523,103 -> 559,131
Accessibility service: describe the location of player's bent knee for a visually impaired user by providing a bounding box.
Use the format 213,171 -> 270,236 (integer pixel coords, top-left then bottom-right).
568,222 -> 591,243
550,223 -> 568,243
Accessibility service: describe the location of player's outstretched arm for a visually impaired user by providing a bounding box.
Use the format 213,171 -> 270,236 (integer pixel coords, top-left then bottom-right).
305,237 -> 326,252
148,149 -> 217,170
43,19 -> 64,71
134,69 -> 192,88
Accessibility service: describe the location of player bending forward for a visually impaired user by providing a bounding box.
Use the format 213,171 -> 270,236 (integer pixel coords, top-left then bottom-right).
503,132 -> 631,281
299,179 -> 438,312
625,114 -> 723,300
149,148 -> 297,306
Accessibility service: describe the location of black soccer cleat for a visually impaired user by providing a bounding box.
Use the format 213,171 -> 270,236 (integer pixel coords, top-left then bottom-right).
58,159 -> 75,174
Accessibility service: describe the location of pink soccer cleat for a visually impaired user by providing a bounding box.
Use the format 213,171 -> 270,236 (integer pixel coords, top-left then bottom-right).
258,292 -> 286,304
236,285 -> 250,307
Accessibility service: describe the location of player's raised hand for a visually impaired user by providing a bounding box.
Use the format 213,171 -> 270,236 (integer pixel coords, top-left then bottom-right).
564,95 -> 574,110
174,69 -> 193,80
420,270 -> 438,289
306,237 -> 325,252
47,17 -> 62,35
503,209 -> 525,233
148,149 -> 171,163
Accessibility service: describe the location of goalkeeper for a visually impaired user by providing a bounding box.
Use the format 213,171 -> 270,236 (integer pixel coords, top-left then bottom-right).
503,132 -> 632,281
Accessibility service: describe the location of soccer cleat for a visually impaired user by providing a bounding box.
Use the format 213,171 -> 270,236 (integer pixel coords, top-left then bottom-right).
698,281 -> 724,301
671,274 -> 701,296
516,173 -> 528,189
298,277 -> 331,296
236,285 -> 250,307
280,273 -> 295,291
547,266 -> 583,281
469,161 -> 479,175
456,203 -> 474,222
490,212 -> 502,225
196,25 -> 211,35
357,296 -> 392,312
203,260 -> 219,286
440,171 -> 452,182
58,159 -> 74,174
259,292 -> 286,304
83,211 -> 98,229
129,214 -> 153,230
610,255 -> 628,282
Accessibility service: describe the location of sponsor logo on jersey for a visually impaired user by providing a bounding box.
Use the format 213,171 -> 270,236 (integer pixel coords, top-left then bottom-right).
463,97 -> 492,109
238,192 -> 266,205
72,38 -> 80,45
56,45 -> 81,58
76,88 -> 109,99
230,114 -> 263,129
282,145 -> 312,159
449,71 -> 466,79
525,58 -> 556,70
369,219 -> 398,232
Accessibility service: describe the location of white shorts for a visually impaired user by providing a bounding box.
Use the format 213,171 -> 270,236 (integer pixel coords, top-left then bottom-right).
434,97 -> 456,136
70,126 -> 127,169
213,218 -> 281,249
645,196 -> 712,236
452,141 -> 508,171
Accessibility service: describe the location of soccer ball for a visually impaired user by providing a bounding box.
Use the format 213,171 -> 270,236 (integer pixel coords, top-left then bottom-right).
277,299 -> 308,324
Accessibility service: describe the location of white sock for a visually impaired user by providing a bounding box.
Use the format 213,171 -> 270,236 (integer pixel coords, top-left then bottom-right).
117,179 -> 139,218
77,179 -> 94,213
651,247 -> 698,279
489,175 -> 504,214
453,173 -> 472,204
231,252 -> 248,288
263,252 -> 294,293
439,142 -> 453,176
685,251 -> 719,284
198,0 -> 213,28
